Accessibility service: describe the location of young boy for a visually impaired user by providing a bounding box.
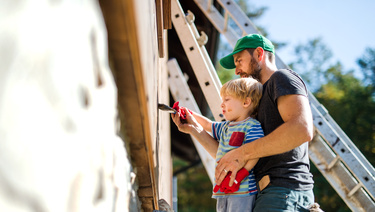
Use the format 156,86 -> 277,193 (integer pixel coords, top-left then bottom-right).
171,78 -> 264,212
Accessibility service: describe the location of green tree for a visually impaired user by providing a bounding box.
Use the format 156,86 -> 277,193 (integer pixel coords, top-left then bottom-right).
289,38 -> 333,91
173,158 -> 216,212
315,64 -> 375,163
357,47 -> 375,85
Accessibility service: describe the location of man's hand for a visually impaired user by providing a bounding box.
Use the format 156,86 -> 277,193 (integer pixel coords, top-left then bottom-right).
213,168 -> 249,194
215,147 -> 246,186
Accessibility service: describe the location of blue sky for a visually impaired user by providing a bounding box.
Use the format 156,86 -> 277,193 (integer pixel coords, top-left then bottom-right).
249,0 -> 375,73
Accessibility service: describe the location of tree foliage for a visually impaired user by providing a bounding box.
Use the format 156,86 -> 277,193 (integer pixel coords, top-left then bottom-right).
316,63 -> 375,159
173,158 -> 216,211
289,38 -> 333,91
357,47 -> 375,85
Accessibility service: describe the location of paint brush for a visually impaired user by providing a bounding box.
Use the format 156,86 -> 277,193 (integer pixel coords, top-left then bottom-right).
158,103 -> 177,114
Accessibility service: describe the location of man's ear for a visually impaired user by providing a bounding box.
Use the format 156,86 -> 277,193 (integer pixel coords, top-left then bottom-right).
243,97 -> 252,108
255,47 -> 264,62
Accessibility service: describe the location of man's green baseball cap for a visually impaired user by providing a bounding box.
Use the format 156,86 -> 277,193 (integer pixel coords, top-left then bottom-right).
219,34 -> 275,69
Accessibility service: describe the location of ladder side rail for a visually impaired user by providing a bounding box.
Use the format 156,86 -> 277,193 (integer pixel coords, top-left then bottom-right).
309,135 -> 375,211
309,94 -> 375,176
311,103 -> 375,200
167,58 -> 216,184
171,0 -> 223,122
185,11 -> 223,92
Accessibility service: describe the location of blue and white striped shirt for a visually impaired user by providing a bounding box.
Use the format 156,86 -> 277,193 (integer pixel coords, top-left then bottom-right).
212,117 -> 264,198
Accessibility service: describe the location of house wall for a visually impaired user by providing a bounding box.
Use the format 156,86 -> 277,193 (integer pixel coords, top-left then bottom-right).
99,0 -> 172,210
0,0 -> 132,211
133,0 -> 172,207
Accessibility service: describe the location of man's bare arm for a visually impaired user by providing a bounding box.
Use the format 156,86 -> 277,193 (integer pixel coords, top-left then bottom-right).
242,94 -> 313,159
215,94 -> 313,185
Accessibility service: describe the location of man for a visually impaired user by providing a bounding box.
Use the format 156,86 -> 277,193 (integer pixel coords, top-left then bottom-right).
215,34 -> 315,211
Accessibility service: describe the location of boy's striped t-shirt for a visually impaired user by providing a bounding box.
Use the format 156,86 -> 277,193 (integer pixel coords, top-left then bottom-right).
211,117 -> 264,198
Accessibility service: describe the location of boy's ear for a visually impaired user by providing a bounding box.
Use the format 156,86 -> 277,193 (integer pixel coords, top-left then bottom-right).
243,97 -> 252,108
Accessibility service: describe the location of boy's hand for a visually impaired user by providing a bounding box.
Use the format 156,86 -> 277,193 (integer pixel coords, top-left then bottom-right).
171,106 -> 202,135
172,101 -> 193,122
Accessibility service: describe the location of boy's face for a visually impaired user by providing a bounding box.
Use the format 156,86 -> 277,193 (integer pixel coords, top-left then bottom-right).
220,94 -> 250,122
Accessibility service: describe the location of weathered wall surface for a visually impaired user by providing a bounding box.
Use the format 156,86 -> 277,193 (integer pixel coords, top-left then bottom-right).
99,0 -> 173,210
0,0 -> 132,211
133,0 -> 172,207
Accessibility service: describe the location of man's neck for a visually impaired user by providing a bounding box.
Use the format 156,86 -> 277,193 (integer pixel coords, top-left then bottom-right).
260,65 -> 278,85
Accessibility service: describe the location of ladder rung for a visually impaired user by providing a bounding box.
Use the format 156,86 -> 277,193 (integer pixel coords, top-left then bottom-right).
194,0 -> 239,47
309,135 -> 375,210
217,0 -> 258,35
206,0 -> 212,11
348,183 -> 363,197
223,11 -> 229,32
309,94 -> 375,177
311,103 -> 375,200
327,156 -> 340,170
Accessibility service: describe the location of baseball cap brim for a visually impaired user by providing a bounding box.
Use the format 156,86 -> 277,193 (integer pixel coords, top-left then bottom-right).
219,34 -> 275,70
219,48 -> 244,69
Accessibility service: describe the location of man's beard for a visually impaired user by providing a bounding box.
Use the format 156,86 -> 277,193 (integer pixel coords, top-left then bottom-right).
249,58 -> 262,82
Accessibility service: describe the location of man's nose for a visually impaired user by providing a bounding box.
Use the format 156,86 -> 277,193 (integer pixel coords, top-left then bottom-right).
235,68 -> 240,75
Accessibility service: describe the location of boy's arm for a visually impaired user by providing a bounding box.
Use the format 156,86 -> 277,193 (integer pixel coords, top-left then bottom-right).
171,108 -> 218,158
191,113 -> 213,132
189,125 -> 219,159
243,158 -> 259,172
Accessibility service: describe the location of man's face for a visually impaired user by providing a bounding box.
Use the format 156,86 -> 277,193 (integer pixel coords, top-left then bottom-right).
233,49 -> 261,81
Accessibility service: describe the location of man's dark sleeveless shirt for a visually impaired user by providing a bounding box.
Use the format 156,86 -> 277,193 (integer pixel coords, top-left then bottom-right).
255,69 -> 314,191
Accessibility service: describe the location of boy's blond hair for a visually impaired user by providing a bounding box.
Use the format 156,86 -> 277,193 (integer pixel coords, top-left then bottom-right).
220,78 -> 263,117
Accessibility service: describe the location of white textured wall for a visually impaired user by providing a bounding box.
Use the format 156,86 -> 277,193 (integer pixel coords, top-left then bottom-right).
0,0 -> 132,211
